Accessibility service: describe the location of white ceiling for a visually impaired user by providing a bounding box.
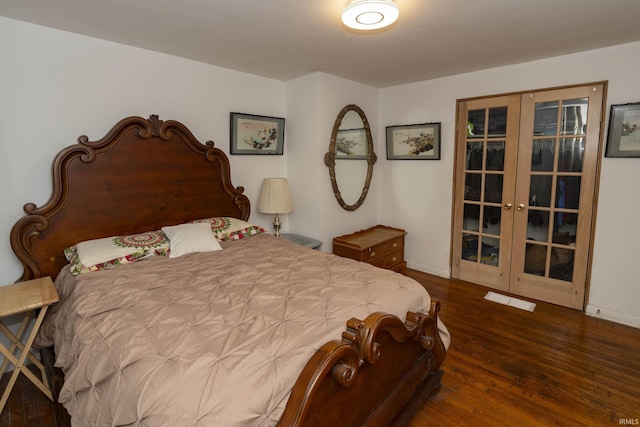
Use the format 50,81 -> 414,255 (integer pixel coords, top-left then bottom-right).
3,0 -> 640,88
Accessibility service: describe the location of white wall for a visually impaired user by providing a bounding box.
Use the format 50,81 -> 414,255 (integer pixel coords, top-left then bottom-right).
286,73 -> 379,251
379,41 -> 640,328
0,17 -> 286,285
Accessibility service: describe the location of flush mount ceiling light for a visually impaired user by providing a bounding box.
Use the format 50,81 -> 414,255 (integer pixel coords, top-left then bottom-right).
342,0 -> 399,31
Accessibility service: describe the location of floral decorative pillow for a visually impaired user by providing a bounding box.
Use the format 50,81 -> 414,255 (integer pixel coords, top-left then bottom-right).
64,230 -> 170,275
190,217 -> 265,241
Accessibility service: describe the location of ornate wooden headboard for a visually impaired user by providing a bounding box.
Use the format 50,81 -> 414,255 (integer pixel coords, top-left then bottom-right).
11,115 -> 250,281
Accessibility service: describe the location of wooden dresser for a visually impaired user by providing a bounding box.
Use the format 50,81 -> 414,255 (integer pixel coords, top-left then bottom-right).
332,225 -> 407,274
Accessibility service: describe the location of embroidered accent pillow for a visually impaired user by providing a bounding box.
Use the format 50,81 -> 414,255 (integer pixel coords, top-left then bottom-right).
64,230 -> 169,275
190,217 -> 265,241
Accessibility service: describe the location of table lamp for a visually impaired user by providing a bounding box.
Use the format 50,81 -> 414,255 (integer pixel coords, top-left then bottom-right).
258,178 -> 293,237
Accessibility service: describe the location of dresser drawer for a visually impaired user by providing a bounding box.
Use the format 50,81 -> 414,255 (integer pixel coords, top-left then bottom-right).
367,257 -> 385,268
363,249 -> 403,269
364,236 -> 404,260
381,248 -> 404,268
389,261 -> 407,274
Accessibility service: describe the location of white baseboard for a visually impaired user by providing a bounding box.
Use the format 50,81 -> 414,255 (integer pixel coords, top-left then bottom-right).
406,261 -> 450,279
585,304 -> 640,329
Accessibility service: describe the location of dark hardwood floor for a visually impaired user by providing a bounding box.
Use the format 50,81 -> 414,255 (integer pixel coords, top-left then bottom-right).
0,365 -> 56,427
407,270 -> 640,427
1,271 -> 639,426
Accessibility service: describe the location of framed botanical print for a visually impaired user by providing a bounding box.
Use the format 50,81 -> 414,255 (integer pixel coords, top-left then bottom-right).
605,102 -> 640,157
386,122 -> 441,160
230,112 -> 285,155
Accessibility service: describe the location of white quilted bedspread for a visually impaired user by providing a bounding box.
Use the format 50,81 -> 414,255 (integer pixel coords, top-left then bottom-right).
37,233 -> 449,426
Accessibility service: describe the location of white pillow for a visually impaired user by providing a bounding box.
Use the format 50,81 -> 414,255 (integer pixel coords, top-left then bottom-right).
162,223 -> 223,258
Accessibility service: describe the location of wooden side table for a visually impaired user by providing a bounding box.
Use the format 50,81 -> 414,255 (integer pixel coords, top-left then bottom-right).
280,233 -> 323,250
0,277 -> 59,414
332,225 -> 407,274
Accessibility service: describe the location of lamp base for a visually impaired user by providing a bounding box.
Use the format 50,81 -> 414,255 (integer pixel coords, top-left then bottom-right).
273,213 -> 282,237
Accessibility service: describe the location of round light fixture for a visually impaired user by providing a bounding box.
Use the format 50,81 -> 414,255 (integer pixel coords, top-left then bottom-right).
342,0 -> 399,31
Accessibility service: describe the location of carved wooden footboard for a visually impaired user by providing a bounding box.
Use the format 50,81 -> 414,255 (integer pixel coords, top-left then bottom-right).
279,301 -> 446,426
40,302 -> 445,427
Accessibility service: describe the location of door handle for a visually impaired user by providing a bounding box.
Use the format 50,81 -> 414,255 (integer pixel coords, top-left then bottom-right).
504,203 -> 513,210
516,203 -> 526,211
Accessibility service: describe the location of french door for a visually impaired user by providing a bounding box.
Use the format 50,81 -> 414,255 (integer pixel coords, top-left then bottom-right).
452,83 -> 605,309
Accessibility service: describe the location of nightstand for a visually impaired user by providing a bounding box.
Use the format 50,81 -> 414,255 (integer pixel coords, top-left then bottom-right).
280,233 -> 323,250
332,225 -> 407,274
0,277 -> 59,413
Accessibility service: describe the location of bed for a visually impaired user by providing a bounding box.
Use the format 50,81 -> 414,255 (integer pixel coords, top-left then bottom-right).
10,115 -> 449,426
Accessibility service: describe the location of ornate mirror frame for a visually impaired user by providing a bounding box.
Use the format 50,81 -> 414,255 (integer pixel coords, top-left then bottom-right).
324,104 -> 377,211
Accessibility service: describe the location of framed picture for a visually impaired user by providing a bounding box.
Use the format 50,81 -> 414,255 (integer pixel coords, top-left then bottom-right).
335,127 -> 368,159
230,112 -> 285,155
386,122 -> 441,160
605,102 -> 640,157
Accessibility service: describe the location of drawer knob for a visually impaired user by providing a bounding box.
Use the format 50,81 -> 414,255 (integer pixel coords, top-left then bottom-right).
370,251 -> 376,257
392,256 -> 397,262
393,243 -> 398,248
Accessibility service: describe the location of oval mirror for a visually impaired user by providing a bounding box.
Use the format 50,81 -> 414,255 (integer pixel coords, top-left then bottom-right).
324,104 -> 377,211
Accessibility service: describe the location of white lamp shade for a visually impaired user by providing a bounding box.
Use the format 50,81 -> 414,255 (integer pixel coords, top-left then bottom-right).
342,0 -> 399,31
258,178 -> 293,214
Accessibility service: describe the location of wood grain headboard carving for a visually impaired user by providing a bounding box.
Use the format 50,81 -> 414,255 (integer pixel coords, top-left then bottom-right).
11,115 -> 250,281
